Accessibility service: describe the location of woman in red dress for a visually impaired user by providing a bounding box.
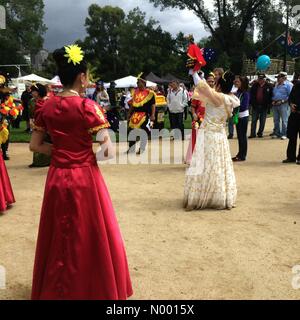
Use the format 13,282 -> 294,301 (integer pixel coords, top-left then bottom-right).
185,99 -> 205,165
0,124 -> 15,212
30,45 -> 133,300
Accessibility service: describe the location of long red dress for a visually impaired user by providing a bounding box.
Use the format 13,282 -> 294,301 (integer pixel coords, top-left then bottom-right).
0,151 -> 15,212
185,99 -> 206,165
31,96 -> 133,300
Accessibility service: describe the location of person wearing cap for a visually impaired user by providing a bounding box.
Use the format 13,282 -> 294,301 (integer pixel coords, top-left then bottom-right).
282,80 -> 300,164
271,72 -> 293,140
249,73 -> 273,138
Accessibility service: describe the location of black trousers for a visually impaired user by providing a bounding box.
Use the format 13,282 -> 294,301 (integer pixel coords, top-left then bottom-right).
286,112 -> 300,161
169,112 -> 184,140
236,116 -> 249,160
12,115 -> 22,128
128,116 -> 151,153
251,107 -> 267,137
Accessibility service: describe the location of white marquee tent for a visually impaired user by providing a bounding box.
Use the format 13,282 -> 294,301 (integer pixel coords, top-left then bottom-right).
105,76 -> 157,89
15,74 -> 56,85
51,76 -> 63,86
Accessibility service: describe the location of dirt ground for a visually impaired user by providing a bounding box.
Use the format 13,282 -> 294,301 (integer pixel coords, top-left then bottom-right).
0,118 -> 300,300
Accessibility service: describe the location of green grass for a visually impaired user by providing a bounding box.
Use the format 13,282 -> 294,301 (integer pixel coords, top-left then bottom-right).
10,121 -> 31,143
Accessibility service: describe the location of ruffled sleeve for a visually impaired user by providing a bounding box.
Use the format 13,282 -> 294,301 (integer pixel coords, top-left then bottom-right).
33,104 -> 47,132
224,94 -> 240,109
83,99 -> 110,134
34,98 -> 45,121
223,94 -> 241,118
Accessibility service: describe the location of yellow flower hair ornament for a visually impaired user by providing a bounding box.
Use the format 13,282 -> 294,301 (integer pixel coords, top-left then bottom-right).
222,71 -> 228,82
64,44 -> 84,65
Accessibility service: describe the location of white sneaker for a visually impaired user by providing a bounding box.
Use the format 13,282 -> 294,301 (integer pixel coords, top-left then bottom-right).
281,136 -> 287,140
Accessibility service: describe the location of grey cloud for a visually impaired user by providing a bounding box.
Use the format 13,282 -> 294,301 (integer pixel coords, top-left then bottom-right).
44,0 -> 209,51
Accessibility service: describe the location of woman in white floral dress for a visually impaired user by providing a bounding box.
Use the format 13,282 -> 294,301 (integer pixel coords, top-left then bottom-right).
184,71 -> 240,210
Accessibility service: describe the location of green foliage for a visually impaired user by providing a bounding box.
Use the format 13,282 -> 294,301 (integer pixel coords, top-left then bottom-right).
0,0 -> 46,75
80,5 -> 187,81
149,0 -> 270,73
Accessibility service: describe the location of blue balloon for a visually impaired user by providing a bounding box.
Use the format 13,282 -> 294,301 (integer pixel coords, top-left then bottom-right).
256,55 -> 271,71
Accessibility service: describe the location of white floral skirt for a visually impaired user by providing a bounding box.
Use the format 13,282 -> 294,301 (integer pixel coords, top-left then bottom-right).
183,126 -> 237,210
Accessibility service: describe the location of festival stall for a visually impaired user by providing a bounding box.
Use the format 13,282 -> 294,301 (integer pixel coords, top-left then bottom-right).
108,76 -> 157,89
15,74 -> 56,85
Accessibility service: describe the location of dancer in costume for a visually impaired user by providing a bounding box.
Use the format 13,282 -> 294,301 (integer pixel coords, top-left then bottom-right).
127,73 -> 156,154
0,122 -> 15,212
0,77 -> 16,212
184,71 -> 240,210
0,90 -> 21,160
28,84 -> 51,168
186,34 -> 207,75
30,44 -> 133,300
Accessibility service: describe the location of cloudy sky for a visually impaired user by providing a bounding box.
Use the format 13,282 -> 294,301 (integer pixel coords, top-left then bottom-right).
43,0 -> 211,51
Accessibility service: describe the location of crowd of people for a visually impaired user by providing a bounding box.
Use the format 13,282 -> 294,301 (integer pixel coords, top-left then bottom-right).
165,68 -> 300,165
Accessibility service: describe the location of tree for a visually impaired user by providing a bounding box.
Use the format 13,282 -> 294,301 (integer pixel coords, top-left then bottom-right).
118,7 -> 178,76
81,5 -> 187,80
0,0 -> 46,76
82,5 -> 125,80
149,0 -> 270,73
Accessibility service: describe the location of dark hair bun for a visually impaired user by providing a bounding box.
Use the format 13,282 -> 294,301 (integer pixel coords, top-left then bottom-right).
53,48 -> 68,69
223,71 -> 235,84
31,83 -> 47,98
217,70 -> 235,94
52,46 -> 87,87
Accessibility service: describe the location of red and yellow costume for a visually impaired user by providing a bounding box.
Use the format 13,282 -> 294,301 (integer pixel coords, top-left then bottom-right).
186,36 -> 207,72
128,88 -> 156,130
0,96 -> 22,121
0,120 -> 15,212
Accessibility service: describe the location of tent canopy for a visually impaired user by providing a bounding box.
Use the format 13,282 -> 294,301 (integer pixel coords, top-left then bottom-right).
51,76 -> 62,87
15,73 -> 56,85
162,73 -> 190,84
145,72 -> 166,84
106,76 -> 157,89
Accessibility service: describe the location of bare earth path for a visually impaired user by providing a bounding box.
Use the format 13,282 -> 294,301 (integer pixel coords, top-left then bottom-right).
0,119 -> 299,300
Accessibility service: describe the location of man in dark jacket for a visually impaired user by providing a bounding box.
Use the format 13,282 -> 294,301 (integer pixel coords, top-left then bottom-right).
21,85 -> 32,132
249,73 -> 273,138
283,80 -> 300,164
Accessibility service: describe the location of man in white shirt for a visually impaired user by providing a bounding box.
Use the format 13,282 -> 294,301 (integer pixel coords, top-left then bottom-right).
167,80 -> 188,140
